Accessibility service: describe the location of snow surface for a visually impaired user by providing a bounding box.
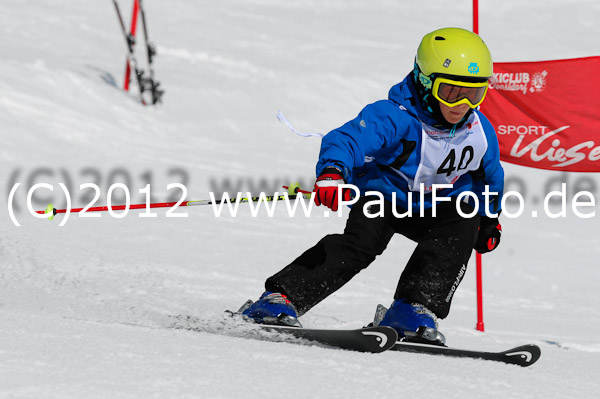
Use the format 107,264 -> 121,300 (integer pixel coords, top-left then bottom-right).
2,0 -> 600,398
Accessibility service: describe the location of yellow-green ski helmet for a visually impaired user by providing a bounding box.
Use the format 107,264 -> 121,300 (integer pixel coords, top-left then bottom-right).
416,27 -> 492,79
412,28 -> 493,121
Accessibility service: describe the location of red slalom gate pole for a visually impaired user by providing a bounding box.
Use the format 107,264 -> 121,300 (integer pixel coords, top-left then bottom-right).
473,0 -> 479,35
476,251 -> 485,331
123,0 -> 140,91
473,0 -> 485,333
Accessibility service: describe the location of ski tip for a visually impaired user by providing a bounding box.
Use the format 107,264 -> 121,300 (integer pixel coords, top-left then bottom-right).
501,344 -> 542,367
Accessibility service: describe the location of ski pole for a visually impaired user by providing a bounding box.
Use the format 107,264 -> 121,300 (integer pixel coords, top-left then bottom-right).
36,185 -> 310,220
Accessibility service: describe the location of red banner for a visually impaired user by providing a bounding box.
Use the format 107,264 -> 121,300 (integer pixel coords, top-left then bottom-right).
480,56 -> 600,172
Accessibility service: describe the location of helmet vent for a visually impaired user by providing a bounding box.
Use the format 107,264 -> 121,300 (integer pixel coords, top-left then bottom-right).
434,36 -> 446,41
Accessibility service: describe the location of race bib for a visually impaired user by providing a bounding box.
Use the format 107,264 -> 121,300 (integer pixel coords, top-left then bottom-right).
409,113 -> 488,192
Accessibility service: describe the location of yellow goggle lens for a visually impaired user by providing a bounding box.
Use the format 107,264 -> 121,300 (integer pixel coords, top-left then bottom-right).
432,77 -> 489,108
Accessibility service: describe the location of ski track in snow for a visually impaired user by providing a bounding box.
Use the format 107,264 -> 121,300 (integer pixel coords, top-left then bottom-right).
1,0 -> 600,398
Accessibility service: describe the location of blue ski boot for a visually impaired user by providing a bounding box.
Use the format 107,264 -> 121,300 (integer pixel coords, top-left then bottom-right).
374,299 -> 445,345
239,292 -> 302,327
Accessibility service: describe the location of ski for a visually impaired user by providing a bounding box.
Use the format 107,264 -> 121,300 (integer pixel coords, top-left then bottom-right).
138,0 -> 164,104
169,315 -> 397,353
112,0 -> 147,104
255,324 -> 399,353
120,0 -> 139,93
171,314 -> 539,364
391,341 -> 541,367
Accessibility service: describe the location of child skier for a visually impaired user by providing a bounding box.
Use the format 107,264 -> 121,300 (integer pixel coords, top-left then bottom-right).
239,27 -> 504,345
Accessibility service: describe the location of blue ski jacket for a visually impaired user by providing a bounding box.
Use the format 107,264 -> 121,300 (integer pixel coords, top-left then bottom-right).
316,74 -> 504,216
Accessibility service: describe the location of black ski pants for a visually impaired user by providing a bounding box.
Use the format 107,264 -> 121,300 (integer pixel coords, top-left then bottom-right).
265,196 -> 480,319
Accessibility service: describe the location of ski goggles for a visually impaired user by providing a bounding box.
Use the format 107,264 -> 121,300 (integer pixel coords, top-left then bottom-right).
432,77 -> 489,108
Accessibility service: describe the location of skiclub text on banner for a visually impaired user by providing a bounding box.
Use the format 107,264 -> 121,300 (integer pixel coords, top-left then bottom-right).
480,56 -> 600,172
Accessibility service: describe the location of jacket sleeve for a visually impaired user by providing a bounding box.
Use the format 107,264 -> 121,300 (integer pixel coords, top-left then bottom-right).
471,111 -> 505,216
316,100 -> 403,180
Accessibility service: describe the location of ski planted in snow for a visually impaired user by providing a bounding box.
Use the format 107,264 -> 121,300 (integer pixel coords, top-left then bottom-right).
112,0 -> 147,104
138,0 -> 164,104
391,340 -> 541,367
112,0 -> 163,104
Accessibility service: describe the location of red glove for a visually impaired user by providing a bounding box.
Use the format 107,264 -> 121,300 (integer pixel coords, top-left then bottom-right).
313,167 -> 352,212
474,216 -> 502,253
